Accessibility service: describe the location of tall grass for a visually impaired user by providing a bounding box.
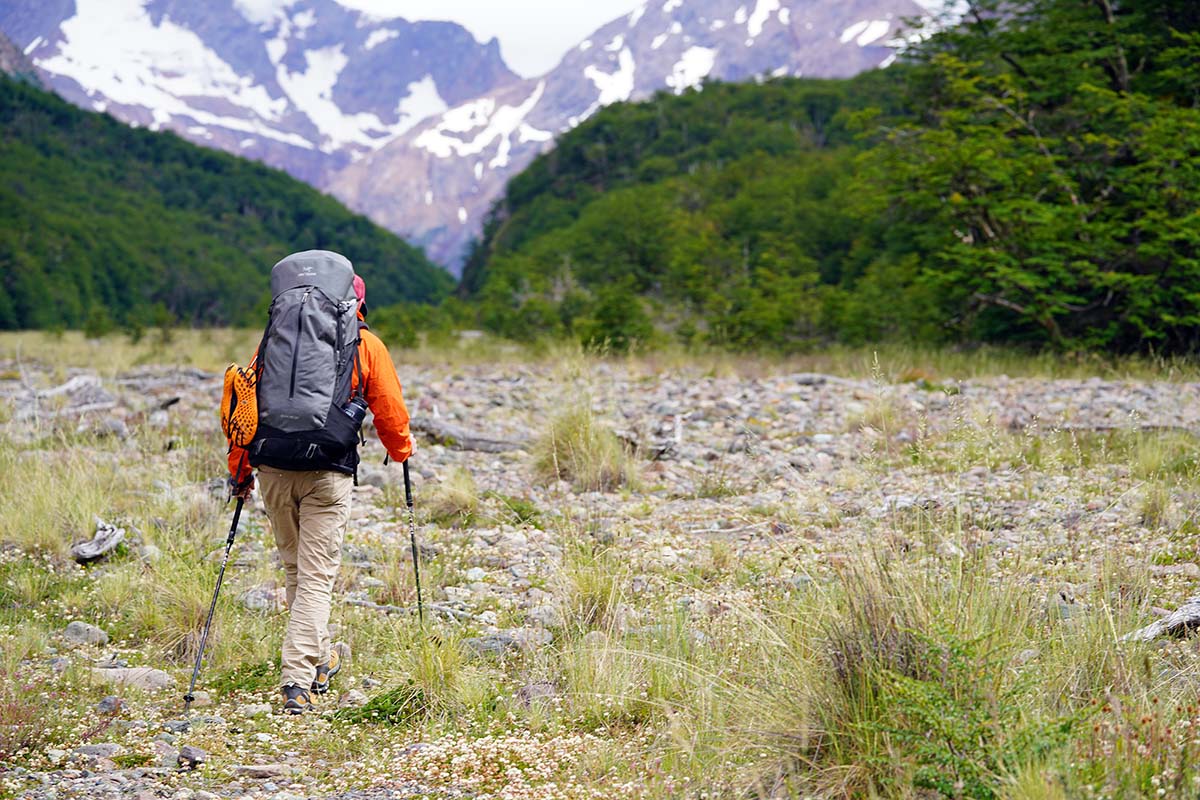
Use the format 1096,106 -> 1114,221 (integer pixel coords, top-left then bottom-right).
8,330 -> 1198,381
534,404 -> 639,492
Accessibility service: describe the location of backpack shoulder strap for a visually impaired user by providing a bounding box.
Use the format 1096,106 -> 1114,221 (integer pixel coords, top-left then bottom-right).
353,321 -> 367,399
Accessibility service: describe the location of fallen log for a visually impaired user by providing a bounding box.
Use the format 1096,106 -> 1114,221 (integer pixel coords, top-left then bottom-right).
411,417 -> 528,453
1123,596 -> 1200,642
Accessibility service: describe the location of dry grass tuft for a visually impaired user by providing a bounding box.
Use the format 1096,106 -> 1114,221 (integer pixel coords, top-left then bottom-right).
534,403 -> 639,492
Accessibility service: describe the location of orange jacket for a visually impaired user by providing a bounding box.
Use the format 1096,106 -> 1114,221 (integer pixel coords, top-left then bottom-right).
227,322 -> 412,483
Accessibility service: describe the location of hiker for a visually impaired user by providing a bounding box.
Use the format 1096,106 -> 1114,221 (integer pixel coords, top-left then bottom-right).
225,250 -> 412,714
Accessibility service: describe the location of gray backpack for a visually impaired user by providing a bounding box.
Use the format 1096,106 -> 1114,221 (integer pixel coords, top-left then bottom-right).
249,250 -> 366,474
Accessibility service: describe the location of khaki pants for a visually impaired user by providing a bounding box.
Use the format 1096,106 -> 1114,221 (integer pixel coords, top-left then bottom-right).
257,465 -> 352,689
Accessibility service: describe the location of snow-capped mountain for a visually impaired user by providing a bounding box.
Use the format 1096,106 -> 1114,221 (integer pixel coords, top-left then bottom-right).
326,0 -> 934,269
3,0 -> 941,272
1,0 -> 516,183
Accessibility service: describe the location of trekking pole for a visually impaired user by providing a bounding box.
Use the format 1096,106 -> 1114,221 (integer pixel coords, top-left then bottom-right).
403,460 -> 425,625
184,496 -> 245,711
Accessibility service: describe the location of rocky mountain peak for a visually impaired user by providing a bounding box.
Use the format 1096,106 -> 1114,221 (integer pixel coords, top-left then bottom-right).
2,0 -> 517,183
328,0 -> 933,270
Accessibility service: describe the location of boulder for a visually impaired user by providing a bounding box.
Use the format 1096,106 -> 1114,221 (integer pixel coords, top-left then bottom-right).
64,621 -> 109,646
177,744 -> 207,770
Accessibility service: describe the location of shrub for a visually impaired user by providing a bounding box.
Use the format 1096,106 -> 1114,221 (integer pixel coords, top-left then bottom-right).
534,404 -> 639,492
425,467 -> 481,527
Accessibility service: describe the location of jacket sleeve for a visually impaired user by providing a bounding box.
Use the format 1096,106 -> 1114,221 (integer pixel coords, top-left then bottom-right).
228,445 -> 253,486
359,330 -> 413,462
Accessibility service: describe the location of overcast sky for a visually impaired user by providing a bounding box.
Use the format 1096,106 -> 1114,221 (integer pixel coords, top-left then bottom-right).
333,0 -> 645,77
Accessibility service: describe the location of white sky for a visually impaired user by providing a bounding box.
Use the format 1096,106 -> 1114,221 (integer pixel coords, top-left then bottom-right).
333,0 -> 645,77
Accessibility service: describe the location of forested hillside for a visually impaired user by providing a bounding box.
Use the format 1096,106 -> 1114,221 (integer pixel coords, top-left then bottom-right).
0,77 -> 453,331
464,0 -> 1200,353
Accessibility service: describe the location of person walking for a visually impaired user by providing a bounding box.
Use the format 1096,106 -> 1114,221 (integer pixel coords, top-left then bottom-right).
226,250 -> 412,714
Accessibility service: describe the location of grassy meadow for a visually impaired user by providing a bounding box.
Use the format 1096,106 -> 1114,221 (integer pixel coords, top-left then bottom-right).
2,332 -> 1200,799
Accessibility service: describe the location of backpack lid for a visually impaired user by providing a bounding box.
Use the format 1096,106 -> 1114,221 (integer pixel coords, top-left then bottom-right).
270,250 -> 355,302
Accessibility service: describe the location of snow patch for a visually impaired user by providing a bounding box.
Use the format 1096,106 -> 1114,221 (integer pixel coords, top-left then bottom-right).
747,0 -> 779,38
415,81 -> 546,167
457,207 -> 467,223
840,19 -> 892,46
239,137 -> 257,147
665,46 -> 715,93
710,19 -> 726,30
474,162 -> 483,179
424,190 -> 433,205
879,52 -> 897,68
37,0 -> 312,149
628,3 -> 646,26
276,45 -> 378,150
274,47 -> 441,150
662,0 -> 682,11
395,74 -> 449,132
24,36 -> 43,55
778,7 -> 790,25
234,0 -> 297,26
605,34 -> 625,52
364,29 -> 398,50
734,6 -> 748,24
579,40 -> 592,51
671,21 -> 682,34
651,33 -> 669,49
584,48 -> 636,106
518,123 -> 553,143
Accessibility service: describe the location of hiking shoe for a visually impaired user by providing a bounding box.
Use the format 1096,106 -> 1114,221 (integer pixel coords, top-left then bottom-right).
282,684 -> 316,715
311,648 -> 341,695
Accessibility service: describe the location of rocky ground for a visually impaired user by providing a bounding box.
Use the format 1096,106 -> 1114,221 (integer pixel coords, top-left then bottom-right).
3,352 -> 1200,799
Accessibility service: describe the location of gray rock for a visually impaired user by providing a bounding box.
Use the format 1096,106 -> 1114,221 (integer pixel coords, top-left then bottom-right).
91,667 -> 174,691
71,518 -> 126,564
95,696 -> 122,714
463,633 -> 517,658
517,682 -> 557,707
239,583 -> 283,612
64,621 -> 109,646
73,743 -> 123,759
237,702 -> 272,719
96,417 -> 130,439
526,605 -> 562,628
233,764 -> 292,778
186,689 -> 213,708
177,745 -> 207,770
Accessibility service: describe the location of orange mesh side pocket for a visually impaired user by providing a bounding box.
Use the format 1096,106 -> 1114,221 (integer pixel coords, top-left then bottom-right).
221,362 -> 259,447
